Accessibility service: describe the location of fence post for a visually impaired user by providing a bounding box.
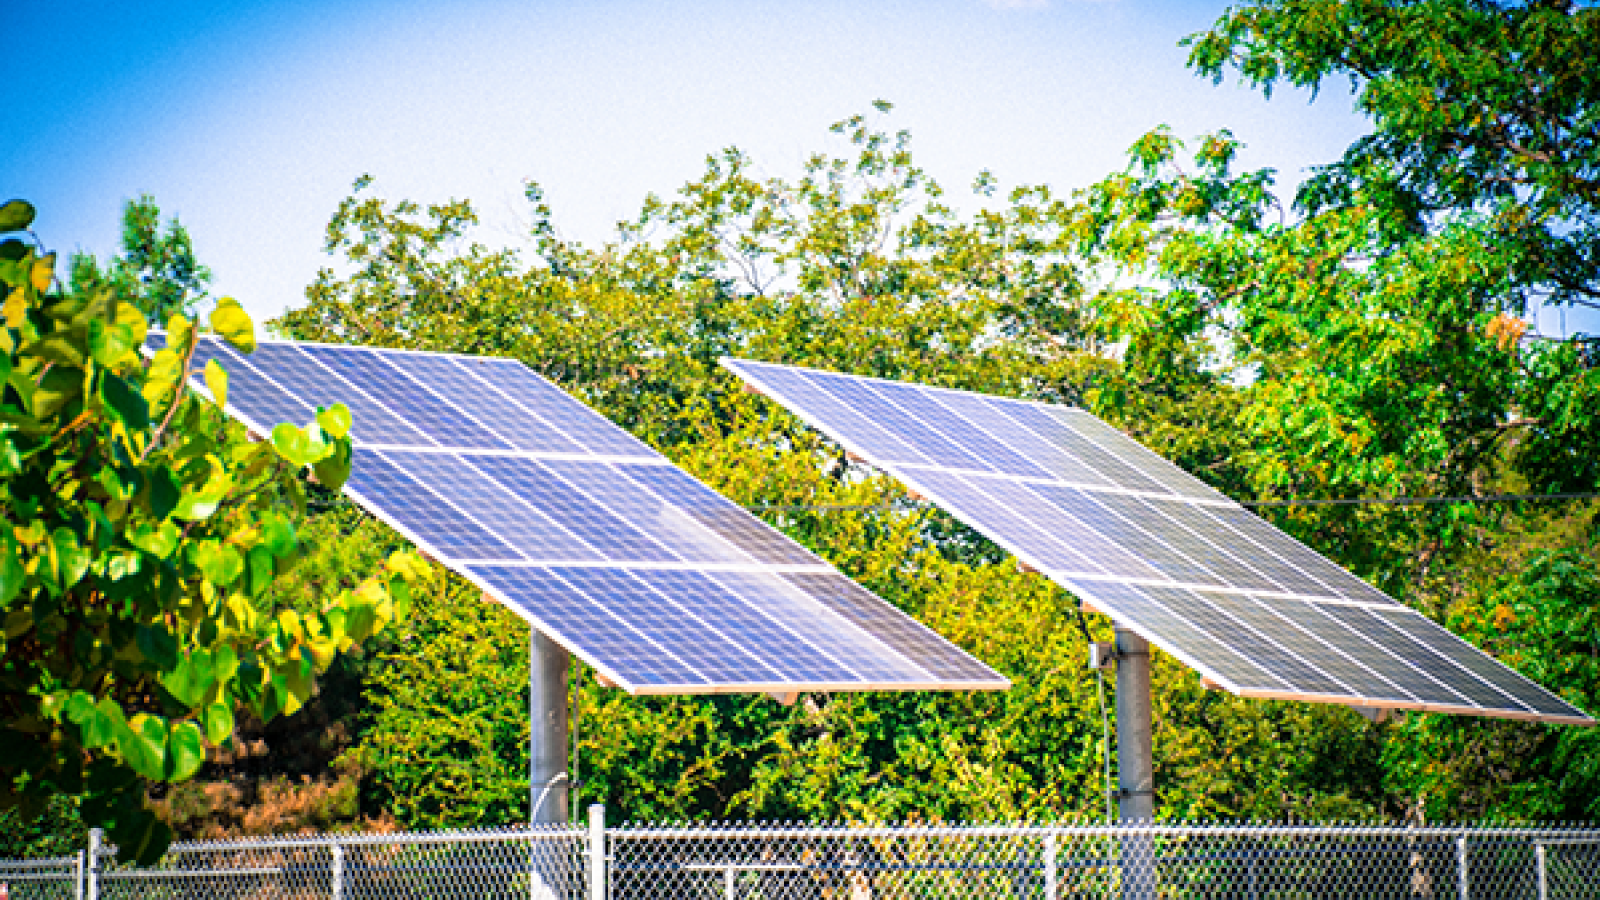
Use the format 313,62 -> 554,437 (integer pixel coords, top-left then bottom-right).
85,828 -> 102,900
723,865 -> 736,900
74,850 -> 84,900
1535,843 -> 1548,900
587,803 -> 606,900
331,842 -> 345,900
1455,834 -> 1469,900
1043,833 -> 1058,900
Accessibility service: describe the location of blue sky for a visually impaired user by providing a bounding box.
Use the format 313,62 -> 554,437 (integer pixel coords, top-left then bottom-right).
15,0 -> 1582,335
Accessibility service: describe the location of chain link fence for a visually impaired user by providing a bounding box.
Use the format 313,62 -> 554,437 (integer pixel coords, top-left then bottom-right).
5,813 -> 1600,899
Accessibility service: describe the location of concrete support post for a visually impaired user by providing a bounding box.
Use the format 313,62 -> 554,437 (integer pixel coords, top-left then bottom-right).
1115,627 -> 1154,900
530,628 -> 571,824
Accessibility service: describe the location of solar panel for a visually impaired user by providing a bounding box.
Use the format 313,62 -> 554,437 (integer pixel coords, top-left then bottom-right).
722,357 -> 1592,726
146,333 -> 1008,695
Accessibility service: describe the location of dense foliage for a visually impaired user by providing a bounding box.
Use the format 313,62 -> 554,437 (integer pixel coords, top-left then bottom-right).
8,0 -> 1597,852
0,201 -> 420,860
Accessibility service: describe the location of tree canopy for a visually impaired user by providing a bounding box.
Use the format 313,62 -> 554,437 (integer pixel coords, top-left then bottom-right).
0,199 -> 419,861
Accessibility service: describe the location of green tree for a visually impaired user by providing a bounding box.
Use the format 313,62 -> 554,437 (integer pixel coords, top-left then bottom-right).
1186,0 -> 1600,309
0,199 -> 420,861
71,195 -> 213,326
283,108 -> 1387,829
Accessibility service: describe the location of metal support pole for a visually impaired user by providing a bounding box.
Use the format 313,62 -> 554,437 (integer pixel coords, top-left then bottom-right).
588,803 -> 607,900
1043,834 -> 1058,900
1535,843 -> 1548,900
86,828 -> 102,900
1529,839 -> 1542,896
1115,628 -> 1154,900
1456,834 -> 1469,900
331,843 -> 345,900
530,628 -> 571,824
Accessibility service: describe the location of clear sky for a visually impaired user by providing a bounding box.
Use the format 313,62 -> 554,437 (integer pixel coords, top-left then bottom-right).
14,0 -> 1583,336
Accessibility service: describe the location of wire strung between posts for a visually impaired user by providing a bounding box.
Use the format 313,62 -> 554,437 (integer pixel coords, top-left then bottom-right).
743,491 -> 1600,514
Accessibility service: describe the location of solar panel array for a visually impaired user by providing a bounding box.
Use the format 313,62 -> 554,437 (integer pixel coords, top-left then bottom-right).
722,358 -> 1592,726
147,333 -> 1008,695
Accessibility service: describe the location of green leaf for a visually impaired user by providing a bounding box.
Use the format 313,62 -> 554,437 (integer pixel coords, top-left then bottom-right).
136,624 -> 179,670
119,715 -> 168,781
201,702 -> 233,746
165,721 -> 205,781
48,527 -> 91,594
189,541 -> 243,587
208,297 -> 255,353
147,467 -> 181,521
32,364 -> 84,418
203,358 -> 227,410
161,650 -> 215,708
88,318 -> 139,367
0,199 -> 35,232
98,371 -> 150,431
172,478 -> 231,522
128,520 -> 181,558
0,238 -> 27,263
311,437 -> 352,491
0,529 -> 25,607
316,403 -> 352,439
270,422 -> 312,468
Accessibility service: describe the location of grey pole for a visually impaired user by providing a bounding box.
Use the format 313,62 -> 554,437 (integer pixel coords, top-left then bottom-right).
1115,627 -> 1155,899
530,628 -> 571,824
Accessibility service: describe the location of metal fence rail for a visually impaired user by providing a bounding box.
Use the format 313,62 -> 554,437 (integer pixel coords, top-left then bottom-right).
6,812 -> 1600,900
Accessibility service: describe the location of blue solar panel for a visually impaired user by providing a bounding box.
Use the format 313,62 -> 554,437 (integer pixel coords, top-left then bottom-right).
471,566 -> 707,688
724,357 -> 1592,725
459,357 -> 658,459
382,451 -> 602,563
468,456 -> 679,564
300,345 -> 512,451
378,352 -> 586,455
346,449 -> 523,562
633,570 -> 858,683
613,465 -> 822,567
245,343 -> 434,446
142,334 -> 1010,696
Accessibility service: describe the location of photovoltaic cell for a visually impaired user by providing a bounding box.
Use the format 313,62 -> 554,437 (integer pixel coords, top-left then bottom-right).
709,572 -> 935,684
461,358 -> 659,459
554,567 -> 786,684
538,459 -> 752,564
347,449 -> 523,562
469,456 -> 679,564
859,380 -> 1048,478
301,345 -> 511,451
634,570 -> 858,683
992,399 -> 1172,495
782,572 -> 1001,683
739,362 -> 933,467
139,332 -> 1009,696
1076,582 -> 1291,693
382,451 -> 601,563
903,470 -> 1108,575
614,465 -> 822,567
244,344 -> 435,446
471,566 -> 706,688
927,390 -> 1113,488
723,356 -> 1591,725
378,352 -> 585,455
